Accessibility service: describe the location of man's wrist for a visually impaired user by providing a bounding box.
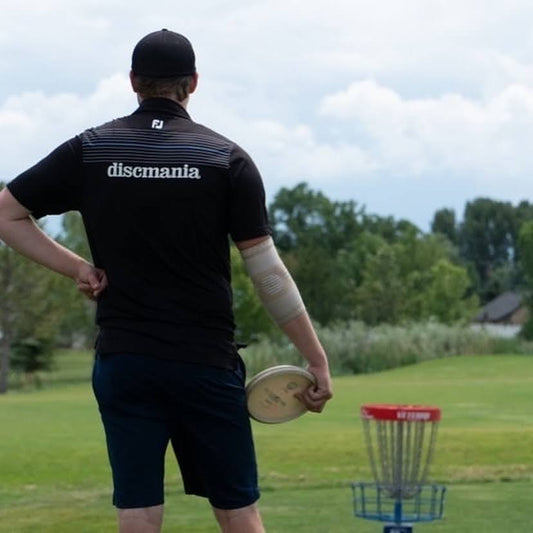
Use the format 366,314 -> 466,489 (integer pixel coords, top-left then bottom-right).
305,357 -> 330,372
69,256 -> 92,280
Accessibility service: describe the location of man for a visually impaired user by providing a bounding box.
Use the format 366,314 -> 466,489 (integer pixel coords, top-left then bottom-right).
0,29 -> 332,532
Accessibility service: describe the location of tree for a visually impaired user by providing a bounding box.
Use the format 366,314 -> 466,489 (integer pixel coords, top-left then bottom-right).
431,208 -> 458,245
55,212 -> 96,347
518,221 -> 533,339
0,234 -> 61,392
362,214 -> 420,244
391,230 -> 456,321
269,182 -> 364,253
288,245 -> 349,325
482,262 -> 521,300
519,221 -> 533,281
422,259 -> 478,323
333,231 -> 388,319
0,244 -> 15,393
269,182 -> 478,327
268,183 -> 368,325
394,228 -> 454,278
511,200 -> 533,289
459,198 -> 516,302
513,201 -> 533,258
353,230 -> 475,326
355,245 -> 405,325
59,211 -> 91,258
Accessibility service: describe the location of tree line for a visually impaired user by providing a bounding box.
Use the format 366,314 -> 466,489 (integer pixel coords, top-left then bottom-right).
235,183 -> 533,340
1,181 -> 533,391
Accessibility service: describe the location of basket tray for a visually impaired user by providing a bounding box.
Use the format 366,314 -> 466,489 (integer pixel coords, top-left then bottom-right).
352,482 -> 446,524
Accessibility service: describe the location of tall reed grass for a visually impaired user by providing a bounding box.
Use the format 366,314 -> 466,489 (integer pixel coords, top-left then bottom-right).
240,321 -> 533,377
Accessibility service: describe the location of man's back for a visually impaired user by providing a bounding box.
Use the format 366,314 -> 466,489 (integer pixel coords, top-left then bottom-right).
82,99 -> 236,352
8,97 -> 270,366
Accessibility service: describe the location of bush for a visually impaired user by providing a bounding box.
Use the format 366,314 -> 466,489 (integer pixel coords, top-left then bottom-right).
10,337 -> 55,387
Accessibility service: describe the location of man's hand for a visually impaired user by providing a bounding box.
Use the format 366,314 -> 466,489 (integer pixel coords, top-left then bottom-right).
296,364 -> 333,413
75,263 -> 108,300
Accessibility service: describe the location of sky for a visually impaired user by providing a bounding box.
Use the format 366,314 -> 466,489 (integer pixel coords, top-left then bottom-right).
1,0 -> 533,232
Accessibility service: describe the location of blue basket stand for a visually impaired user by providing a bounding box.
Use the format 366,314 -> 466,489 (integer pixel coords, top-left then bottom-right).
352,482 -> 446,532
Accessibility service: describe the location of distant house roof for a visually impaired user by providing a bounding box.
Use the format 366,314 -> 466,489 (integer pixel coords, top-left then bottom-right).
474,291 -> 524,323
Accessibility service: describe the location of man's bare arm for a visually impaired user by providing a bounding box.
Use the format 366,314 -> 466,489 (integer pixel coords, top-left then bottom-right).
0,187 -> 107,299
236,235 -> 332,412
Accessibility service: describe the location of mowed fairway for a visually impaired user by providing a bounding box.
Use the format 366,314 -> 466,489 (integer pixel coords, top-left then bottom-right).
1,354 -> 533,532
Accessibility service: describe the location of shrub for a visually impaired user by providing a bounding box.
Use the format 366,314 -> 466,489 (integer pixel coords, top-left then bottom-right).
10,337 -> 55,387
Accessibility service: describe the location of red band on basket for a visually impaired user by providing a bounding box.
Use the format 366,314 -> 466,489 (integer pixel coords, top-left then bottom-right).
360,404 -> 441,422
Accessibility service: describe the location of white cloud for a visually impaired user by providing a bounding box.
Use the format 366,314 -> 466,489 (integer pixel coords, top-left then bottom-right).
191,88 -> 376,192
320,80 -> 533,182
242,120 -> 375,188
0,74 -> 132,177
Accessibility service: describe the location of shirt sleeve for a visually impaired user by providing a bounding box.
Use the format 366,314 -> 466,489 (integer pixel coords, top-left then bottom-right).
7,136 -> 83,218
228,144 -> 272,242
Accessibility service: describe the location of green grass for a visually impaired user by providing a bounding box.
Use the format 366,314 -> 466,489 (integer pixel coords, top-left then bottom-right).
1,352 -> 533,531
1,483 -> 531,532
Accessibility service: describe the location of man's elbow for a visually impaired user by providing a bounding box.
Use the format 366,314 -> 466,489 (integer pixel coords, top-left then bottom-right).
238,236 -> 306,326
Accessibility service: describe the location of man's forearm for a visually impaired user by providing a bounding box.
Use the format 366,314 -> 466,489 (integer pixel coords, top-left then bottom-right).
0,215 -> 89,279
279,312 -> 329,369
0,187 -> 90,279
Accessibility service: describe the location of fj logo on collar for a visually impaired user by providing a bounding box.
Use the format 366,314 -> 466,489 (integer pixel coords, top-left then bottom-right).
151,119 -> 164,129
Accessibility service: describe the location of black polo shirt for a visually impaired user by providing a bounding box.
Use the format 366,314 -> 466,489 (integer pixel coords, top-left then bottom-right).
8,98 -> 271,368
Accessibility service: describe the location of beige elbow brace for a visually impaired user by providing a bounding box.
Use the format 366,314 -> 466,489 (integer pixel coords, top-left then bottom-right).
239,237 -> 305,325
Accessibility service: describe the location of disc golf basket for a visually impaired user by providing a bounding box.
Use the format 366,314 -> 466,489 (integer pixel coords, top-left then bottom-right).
352,404 -> 446,533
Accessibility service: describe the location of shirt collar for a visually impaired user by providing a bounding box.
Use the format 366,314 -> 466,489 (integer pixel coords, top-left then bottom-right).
133,97 -> 191,120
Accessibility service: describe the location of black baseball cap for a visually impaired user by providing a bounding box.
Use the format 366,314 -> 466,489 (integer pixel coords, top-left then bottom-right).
131,29 -> 196,78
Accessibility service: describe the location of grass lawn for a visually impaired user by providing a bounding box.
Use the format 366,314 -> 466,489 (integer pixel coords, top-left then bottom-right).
1,352 -> 533,531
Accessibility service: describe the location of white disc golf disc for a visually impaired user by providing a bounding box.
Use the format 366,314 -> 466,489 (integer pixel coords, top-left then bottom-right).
246,365 -> 316,424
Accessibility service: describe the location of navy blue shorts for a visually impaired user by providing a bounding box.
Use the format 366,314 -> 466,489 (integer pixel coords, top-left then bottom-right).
92,353 -> 260,510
